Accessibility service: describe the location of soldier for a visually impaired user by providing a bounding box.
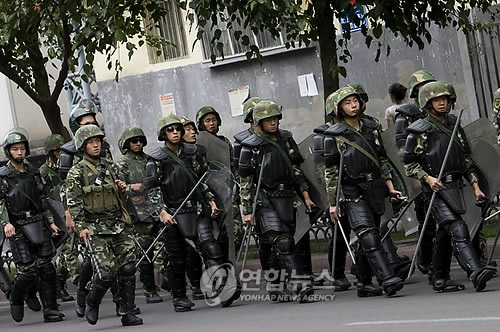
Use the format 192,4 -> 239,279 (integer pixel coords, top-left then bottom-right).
0,251 -> 11,300
323,86 -> 405,297
196,106 -> 235,261
0,130 -> 64,323
40,134 -> 77,302
66,125 -> 143,326
395,70 -> 438,278
404,81 -> 497,292
115,127 -> 163,304
239,100 -> 315,302
145,114 -> 240,311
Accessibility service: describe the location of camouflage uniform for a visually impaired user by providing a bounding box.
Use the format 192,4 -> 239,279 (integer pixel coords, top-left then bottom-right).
66,125 -> 142,326
40,134 -> 79,302
0,131 -> 64,323
493,88 -> 500,145
115,127 -> 163,303
404,81 -> 496,292
323,86 -> 404,297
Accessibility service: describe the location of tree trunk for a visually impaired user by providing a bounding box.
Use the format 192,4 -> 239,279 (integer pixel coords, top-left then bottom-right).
313,0 -> 340,121
40,100 -> 71,141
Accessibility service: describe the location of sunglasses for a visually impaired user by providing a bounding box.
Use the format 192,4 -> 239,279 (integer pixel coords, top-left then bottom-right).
129,138 -> 144,144
165,125 -> 183,133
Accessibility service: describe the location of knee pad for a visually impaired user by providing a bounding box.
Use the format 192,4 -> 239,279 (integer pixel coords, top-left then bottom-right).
345,202 -> 375,230
38,262 -> 56,280
448,220 -> 470,243
197,217 -> 216,243
119,263 -> 137,277
274,233 -> 295,255
359,228 -> 381,252
201,241 -> 224,260
36,239 -> 55,258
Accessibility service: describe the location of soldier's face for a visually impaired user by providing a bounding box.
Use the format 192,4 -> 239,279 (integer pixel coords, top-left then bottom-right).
431,96 -> 449,113
128,137 -> 144,153
78,115 -> 98,127
53,149 -> 61,160
9,143 -> 26,162
261,116 -> 279,134
203,114 -> 218,133
165,125 -> 182,144
183,124 -> 197,143
84,137 -> 102,158
340,96 -> 360,117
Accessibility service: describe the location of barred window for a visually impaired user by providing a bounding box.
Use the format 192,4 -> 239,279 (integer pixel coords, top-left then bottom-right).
201,17 -> 284,60
144,0 -> 189,64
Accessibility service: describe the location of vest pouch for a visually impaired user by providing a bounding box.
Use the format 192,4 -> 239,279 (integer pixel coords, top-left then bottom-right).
102,183 -> 120,212
358,177 -> 387,216
17,214 -> 48,245
438,180 -> 466,215
268,189 -> 295,222
175,210 -> 198,240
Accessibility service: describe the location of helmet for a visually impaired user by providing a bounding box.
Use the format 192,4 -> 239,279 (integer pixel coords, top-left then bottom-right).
442,82 -> 457,103
179,116 -> 197,132
242,97 -> 262,123
494,88 -> 500,111
157,114 -> 184,141
325,86 -> 360,117
196,106 -> 222,131
408,70 -> 436,98
347,83 -> 369,103
44,134 -> 65,154
418,81 -> 452,111
74,125 -> 105,150
69,105 -> 97,134
3,130 -> 30,159
118,127 -> 147,155
252,100 -> 282,125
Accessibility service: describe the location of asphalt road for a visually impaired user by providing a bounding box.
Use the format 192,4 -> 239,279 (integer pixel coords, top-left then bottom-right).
1,264 -> 499,332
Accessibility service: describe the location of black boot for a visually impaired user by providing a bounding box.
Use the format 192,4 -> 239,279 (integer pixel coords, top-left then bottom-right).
76,255 -> 92,317
75,288 -> 88,317
470,266 -> 497,292
56,277 -> 74,302
119,272 -> 143,326
10,274 -> 34,322
39,263 -> 64,323
86,277 -> 112,325
356,282 -> 383,297
333,276 -> 351,292
173,296 -> 195,312
25,280 -> 42,312
0,265 -> 12,300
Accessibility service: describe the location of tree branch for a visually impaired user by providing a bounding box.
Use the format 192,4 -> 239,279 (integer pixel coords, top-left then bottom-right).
51,6 -> 71,103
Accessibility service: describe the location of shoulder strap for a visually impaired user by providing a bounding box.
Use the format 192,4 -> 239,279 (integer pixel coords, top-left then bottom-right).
0,166 -> 12,178
424,115 -> 465,150
343,124 -> 381,168
5,177 -> 41,211
334,135 -> 380,168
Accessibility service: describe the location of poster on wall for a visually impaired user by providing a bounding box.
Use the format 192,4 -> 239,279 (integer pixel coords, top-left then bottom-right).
159,93 -> 176,116
228,85 -> 249,117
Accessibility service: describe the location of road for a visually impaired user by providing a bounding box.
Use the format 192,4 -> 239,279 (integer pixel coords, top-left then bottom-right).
1,264 -> 498,332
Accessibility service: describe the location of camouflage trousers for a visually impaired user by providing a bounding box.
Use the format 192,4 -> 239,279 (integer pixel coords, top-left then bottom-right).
233,203 -> 245,253
91,226 -> 137,280
134,220 -> 161,294
56,235 -> 81,284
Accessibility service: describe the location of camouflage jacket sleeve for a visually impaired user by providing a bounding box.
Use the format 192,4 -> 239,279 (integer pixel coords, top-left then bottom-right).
35,173 -> 55,225
374,126 -> 393,180
239,150 -> 258,215
286,136 -> 309,194
195,151 -> 215,203
492,107 -> 500,145
324,163 -> 339,206
66,165 -> 87,231
404,132 -> 429,182
39,165 -> 52,196
464,156 -> 479,185
148,160 -> 169,213
0,179 -> 11,227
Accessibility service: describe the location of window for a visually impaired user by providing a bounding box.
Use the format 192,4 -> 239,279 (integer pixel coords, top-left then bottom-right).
201,15 -> 284,60
144,0 -> 189,64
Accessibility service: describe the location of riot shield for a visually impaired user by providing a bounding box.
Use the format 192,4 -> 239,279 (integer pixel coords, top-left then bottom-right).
463,117 -> 500,237
294,134 -> 329,243
126,187 -> 158,223
46,197 -> 69,248
197,132 -> 235,261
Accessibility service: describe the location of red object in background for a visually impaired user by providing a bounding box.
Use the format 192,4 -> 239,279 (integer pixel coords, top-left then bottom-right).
350,0 -> 356,5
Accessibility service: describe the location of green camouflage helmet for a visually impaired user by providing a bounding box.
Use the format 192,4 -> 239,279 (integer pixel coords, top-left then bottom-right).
196,106 -> 222,131
442,82 -> 457,103
74,125 -> 105,150
253,100 -> 282,125
3,130 -> 30,159
347,83 -> 369,103
408,70 -> 436,98
157,114 -> 184,141
69,105 -> 97,134
44,134 -> 65,154
418,81 -> 452,110
242,97 -> 262,123
179,116 -> 197,132
118,127 -> 147,155
326,86 -> 360,117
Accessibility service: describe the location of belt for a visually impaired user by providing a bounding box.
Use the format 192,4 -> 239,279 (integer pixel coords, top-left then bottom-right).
442,174 -> 462,183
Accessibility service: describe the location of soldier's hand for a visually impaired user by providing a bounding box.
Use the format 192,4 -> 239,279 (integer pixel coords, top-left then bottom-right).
4,223 -> 15,238
160,209 -> 176,225
115,180 -> 127,192
304,198 -> 315,212
49,223 -> 60,237
425,176 -> 443,192
329,205 -> 340,224
388,189 -> 403,203
80,229 -> 91,247
65,210 -> 76,233
243,214 -> 255,226
209,200 -> 218,218
130,183 -> 145,192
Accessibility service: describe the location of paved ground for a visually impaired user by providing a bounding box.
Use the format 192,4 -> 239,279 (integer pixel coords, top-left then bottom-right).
0,263 -> 499,332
